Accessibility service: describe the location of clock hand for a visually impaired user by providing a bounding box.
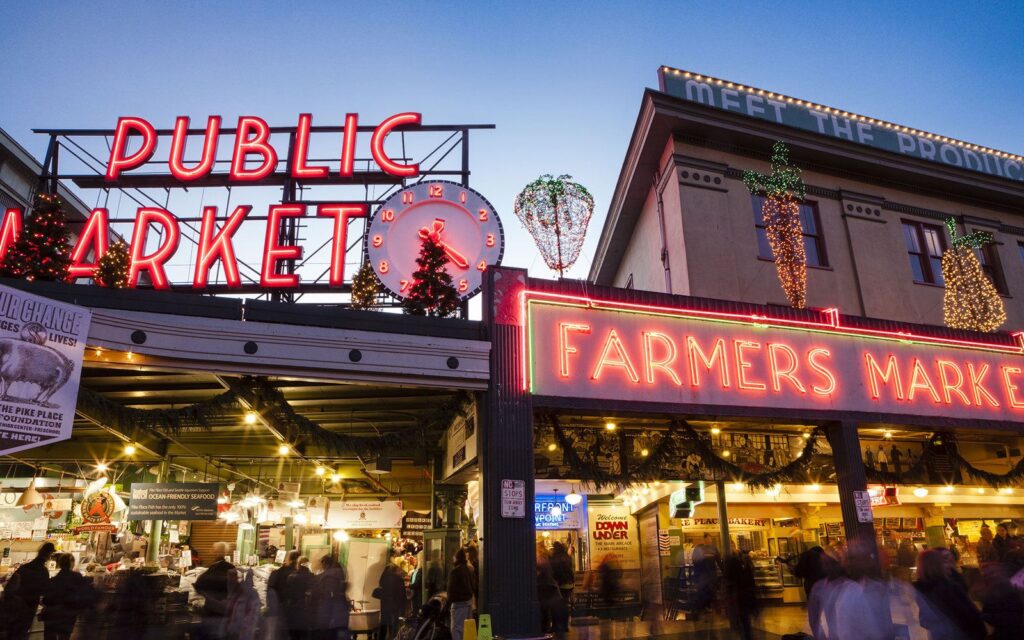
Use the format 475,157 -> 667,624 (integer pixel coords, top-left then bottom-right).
418,219 -> 470,268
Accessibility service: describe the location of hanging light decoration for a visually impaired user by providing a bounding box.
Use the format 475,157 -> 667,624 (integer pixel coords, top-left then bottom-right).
565,486 -> 583,506
941,218 -> 1006,332
514,174 -> 595,277
743,141 -> 808,308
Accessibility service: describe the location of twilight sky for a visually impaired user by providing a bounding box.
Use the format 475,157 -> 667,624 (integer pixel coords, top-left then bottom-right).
1,1 -> 1022,284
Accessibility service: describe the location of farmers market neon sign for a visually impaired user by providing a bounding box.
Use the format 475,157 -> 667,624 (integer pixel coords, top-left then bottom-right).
523,290 -> 1024,423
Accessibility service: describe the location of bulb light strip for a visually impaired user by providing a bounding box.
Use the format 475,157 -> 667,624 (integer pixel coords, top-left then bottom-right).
659,66 -> 1024,163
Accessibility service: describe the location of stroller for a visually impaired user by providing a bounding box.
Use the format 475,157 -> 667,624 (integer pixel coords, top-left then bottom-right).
396,593 -> 451,640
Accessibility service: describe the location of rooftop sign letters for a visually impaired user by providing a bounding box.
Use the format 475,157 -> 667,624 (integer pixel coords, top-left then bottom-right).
659,68 -> 1024,184
523,290 -> 1024,424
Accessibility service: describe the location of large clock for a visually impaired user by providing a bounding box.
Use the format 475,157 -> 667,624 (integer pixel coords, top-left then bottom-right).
365,181 -> 504,300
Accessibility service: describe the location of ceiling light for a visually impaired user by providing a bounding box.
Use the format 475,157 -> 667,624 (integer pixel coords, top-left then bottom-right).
315,467 -> 326,477
550,505 -> 562,518
731,482 -> 745,491
277,443 -> 290,456
942,485 -> 955,493
124,444 -> 137,456
16,479 -> 44,507
883,430 -> 893,439
913,487 -> 928,498
333,530 -> 349,542
605,421 -> 617,431
330,473 -> 342,483
640,448 -> 649,457
95,462 -> 108,473
802,432 -> 811,439
976,487 -> 986,495
244,411 -> 258,425
710,427 -> 721,435
999,487 -> 1014,495
809,483 -> 821,491
565,489 -> 582,506
547,443 -> 557,452
722,450 -> 731,458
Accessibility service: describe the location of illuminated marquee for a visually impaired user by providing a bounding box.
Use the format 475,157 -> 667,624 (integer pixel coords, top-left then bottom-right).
523,290 -> 1024,423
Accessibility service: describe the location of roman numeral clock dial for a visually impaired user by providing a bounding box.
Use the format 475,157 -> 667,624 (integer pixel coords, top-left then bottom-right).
365,181 -> 504,300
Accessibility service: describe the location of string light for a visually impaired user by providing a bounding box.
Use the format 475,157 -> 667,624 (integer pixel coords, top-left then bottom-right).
604,421 -> 617,431
942,218 -> 1006,333
244,411 -> 258,425
93,240 -> 131,288
744,142 -> 807,309
513,175 -> 595,277
123,444 -> 136,456
350,262 -> 381,310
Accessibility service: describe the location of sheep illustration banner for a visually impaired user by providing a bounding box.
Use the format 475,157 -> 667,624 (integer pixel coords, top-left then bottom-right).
0,285 -> 91,456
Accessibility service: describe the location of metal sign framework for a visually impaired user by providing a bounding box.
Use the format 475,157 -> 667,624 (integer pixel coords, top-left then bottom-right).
32,118 -> 495,304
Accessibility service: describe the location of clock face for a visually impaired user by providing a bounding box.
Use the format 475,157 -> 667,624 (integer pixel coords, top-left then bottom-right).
365,181 -> 504,300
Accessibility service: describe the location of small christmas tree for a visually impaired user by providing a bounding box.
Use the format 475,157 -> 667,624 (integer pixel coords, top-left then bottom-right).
402,236 -> 460,317
93,240 -> 131,288
350,261 -> 380,310
942,218 -> 1006,332
0,192 -> 71,281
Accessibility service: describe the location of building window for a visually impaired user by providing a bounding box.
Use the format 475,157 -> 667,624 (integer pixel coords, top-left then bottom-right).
901,220 -> 945,285
751,196 -> 828,267
624,273 -> 634,289
976,235 -> 1007,295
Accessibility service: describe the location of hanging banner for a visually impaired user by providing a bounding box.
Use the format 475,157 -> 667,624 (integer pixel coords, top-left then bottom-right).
587,504 -> 641,571
127,483 -> 219,521
326,500 -> 404,529
0,285 -> 91,456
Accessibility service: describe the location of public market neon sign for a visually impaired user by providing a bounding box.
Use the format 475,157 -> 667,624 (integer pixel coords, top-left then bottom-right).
3,113 -> 426,290
523,290 -> 1024,423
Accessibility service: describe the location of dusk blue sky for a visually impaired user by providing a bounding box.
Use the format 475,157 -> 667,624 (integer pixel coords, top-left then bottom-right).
2,1 -> 1022,284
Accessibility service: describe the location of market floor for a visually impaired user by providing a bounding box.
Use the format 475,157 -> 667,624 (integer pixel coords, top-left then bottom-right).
567,605 -> 808,640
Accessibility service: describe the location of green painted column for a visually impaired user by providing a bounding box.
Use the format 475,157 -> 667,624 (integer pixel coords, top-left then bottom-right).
145,458 -> 170,564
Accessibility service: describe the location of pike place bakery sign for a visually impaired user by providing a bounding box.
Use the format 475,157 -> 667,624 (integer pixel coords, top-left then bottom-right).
8,113 -> 503,299
523,290 -> 1024,424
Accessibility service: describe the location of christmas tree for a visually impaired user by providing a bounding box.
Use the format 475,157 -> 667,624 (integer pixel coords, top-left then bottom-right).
942,218 -> 1006,332
93,240 -> 131,288
350,261 -> 380,310
0,192 -> 71,281
743,142 -> 808,309
401,236 -> 460,317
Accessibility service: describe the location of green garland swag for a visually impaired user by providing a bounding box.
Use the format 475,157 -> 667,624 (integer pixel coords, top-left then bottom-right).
865,432 -> 1024,489
77,376 -> 461,458
547,415 -> 822,490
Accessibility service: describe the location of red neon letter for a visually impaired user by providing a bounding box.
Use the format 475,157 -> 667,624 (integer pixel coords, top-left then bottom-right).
291,113 -> 329,179
67,208 -> 110,280
169,115 -> 220,181
864,353 -> 903,400
807,348 -> 837,395
937,360 -> 971,406
230,116 -> 278,182
592,329 -> 640,383
260,204 -> 305,288
370,112 -> 421,177
733,340 -> 767,391
968,363 -> 1000,407
558,322 -> 591,378
129,208 -> 180,289
317,204 -> 368,286
687,336 -> 730,388
767,343 -> 806,394
106,117 -> 157,180
0,208 -> 22,258
1001,366 -> 1024,408
907,358 -> 941,403
194,205 -> 250,289
339,113 -> 359,177
642,331 -> 682,386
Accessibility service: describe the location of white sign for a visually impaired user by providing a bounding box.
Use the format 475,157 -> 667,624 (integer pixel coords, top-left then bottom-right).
853,490 -> 874,523
326,500 -> 403,529
501,479 -> 525,518
0,285 -> 91,456
588,504 -> 641,570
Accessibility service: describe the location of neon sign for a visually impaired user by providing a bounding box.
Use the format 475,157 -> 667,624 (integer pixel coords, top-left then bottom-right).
523,290 -> 1024,423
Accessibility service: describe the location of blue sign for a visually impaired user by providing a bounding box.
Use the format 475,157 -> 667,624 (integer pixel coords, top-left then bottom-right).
534,494 -> 586,529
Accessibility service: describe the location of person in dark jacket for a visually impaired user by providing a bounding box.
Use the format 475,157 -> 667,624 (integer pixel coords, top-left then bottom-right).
39,553 -> 96,640
284,558 -> 314,640
993,523 -> 1013,562
790,545 -> 826,597
194,542 -> 237,640
913,548 -> 985,640
377,563 -> 407,640
722,548 -> 759,640
448,548 -> 476,640
978,562 -> 1024,640
267,550 -> 300,637
3,541 -> 55,640
549,542 -> 575,610
309,556 -> 350,640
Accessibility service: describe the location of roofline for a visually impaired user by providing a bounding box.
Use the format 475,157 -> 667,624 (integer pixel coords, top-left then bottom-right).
0,128 -> 92,220
589,89 -> 1024,285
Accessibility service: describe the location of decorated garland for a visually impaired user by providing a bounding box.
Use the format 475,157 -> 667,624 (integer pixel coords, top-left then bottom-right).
546,415 -> 822,489
866,432 -> 1024,488
77,376 -> 462,457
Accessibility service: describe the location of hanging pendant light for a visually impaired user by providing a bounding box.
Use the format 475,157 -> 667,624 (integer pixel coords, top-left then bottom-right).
565,486 -> 583,506
16,478 -> 44,507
